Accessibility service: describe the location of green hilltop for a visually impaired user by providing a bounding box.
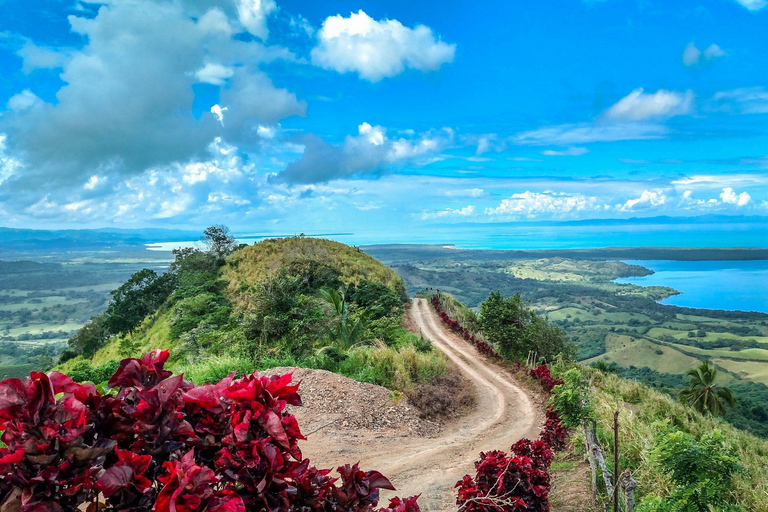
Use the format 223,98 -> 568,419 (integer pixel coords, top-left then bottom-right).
57,234 -> 442,392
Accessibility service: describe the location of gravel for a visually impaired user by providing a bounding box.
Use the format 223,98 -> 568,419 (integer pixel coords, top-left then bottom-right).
261,367 -> 442,438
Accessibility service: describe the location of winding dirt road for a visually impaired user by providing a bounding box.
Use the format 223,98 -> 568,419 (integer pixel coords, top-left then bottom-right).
298,298 -> 542,511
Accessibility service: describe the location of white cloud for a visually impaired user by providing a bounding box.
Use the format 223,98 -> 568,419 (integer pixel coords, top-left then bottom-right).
6,90 -> 43,111
419,205 -> 475,220
0,0 -> 305,201
621,189 -> 667,210
236,0 -> 277,40
16,40 -> 72,74
682,42 -> 701,67
734,0 -> 767,11
605,88 -> 694,121
195,63 -> 235,85
703,44 -> 726,60
211,104 -> 227,125
445,188 -> 484,197
720,187 -> 752,206
709,87 -> 768,114
683,42 -> 725,66
513,122 -> 667,146
310,10 -> 455,82
486,191 -> 607,217
541,147 -> 589,156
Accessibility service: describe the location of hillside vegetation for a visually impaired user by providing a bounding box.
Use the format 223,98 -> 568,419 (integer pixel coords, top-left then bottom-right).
563,363 -> 768,511
58,232 -> 444,395
428,289 -> 767,510
370,245 -> 768,439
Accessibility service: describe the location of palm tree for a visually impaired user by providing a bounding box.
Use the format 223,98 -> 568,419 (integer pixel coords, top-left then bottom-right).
679,360 -> 736,417
317,287 -> 369,353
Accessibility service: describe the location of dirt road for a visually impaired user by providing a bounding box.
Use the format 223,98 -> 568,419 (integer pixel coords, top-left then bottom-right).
298,298 -> 542,511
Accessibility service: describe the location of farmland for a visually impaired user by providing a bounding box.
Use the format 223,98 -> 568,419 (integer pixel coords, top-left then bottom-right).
0,254 -> 172,378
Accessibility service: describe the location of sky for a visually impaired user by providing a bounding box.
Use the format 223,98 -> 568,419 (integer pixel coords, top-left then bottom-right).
1,0 -> 768,236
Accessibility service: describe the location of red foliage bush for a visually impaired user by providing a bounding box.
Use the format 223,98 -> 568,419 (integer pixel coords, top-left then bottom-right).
529,365 -> 564,394
430,295 -> 500,360
0,350 -> 420,512
456,364 -> 569,511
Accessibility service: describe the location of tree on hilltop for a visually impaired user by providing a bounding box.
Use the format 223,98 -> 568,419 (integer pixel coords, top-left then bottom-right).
202,225 -> 238,259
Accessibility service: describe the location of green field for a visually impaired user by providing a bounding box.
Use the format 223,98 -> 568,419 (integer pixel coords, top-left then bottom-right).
0,256 -> 172,378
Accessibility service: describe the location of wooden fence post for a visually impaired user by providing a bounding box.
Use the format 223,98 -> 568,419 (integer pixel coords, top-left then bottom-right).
613,411 -> 619,512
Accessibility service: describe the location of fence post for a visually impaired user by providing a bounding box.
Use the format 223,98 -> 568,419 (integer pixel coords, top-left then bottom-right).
620,471 -> 637,512
613,411 -> 619,512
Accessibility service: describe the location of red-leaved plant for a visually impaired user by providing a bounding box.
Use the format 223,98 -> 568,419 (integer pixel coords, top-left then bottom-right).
456,364 -> 568,511
431,295 -> 500,360
0,350 -> 420,512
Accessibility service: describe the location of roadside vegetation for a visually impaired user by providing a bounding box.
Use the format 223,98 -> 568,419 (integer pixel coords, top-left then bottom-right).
373,246 -> 768,440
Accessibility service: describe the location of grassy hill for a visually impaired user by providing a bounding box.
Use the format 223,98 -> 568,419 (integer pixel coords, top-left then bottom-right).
564,363 -> 768,511
57,236 -> 442,393
223,237 -> 407,308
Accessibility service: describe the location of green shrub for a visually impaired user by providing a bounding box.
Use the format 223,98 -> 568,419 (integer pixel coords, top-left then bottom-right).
637,427 -> 743,512
337,345 -> 447,392
68,359 -> 120,384
550,368 -> 593,427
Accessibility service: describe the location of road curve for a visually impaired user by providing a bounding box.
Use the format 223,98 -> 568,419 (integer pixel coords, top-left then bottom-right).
299,298 -> 542,511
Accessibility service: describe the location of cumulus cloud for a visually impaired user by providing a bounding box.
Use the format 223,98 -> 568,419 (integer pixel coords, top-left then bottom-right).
236,0 -> 277,40
720,187 -> 752,206
683,42 -> 725,66
485,191 -> 607,217
708,87 -> 768,114
419,205 -> 475,220
0,0 -> 304,199
541,147 -> 589,156
604,88 -> 694,121
620,189 -> 667,210
195,62 -> 235,85
734,0 -> 767,10
278,122 -> 453,183
310,10 -> 455,82
6,90 -> 43,111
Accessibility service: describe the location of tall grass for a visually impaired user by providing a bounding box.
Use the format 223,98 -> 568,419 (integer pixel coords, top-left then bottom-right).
180,354 -> 257,384
338,344 -> 447,392
568,364 -> 768,511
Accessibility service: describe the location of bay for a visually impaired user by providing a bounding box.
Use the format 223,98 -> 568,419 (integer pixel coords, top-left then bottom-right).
616,260 -> 768,313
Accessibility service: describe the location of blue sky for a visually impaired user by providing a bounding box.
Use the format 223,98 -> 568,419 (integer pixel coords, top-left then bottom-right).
1,0 -> 767,236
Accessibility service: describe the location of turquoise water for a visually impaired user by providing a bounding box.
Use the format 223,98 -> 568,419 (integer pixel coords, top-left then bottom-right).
616,260 -> 768,313
148,220 -> 768,251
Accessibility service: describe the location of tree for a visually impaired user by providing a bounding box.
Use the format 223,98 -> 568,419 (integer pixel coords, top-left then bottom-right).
679,360 -> 737,417
104,269 -> 175,337
479,291 -> 572,362
202,225 -> 238,259
68,313 -> 110,358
